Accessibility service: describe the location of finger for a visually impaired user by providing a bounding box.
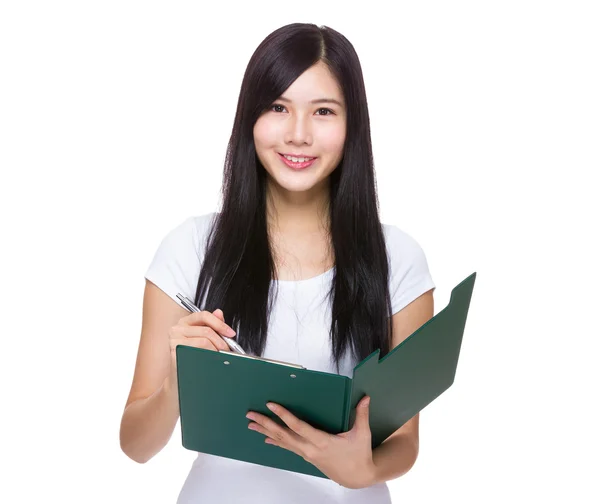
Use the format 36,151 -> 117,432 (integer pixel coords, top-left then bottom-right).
247,421 -> 298,454
172,337 -> 219,352
180,326 -> 230,351
247,414 -> 299,445
247,421 -> 274,440
195,338 -> 220,351
212,309 -> 237,340
183,310 -> 236,337
351,396 -> 372,433
266,403 -> 323,443
247,413 -> 312,460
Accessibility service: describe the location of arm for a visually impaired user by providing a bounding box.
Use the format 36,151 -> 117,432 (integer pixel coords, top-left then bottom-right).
119,373 -> 179,464
370,414 -> 419,484
119,280 -> 188,464
370,289 -> 434,484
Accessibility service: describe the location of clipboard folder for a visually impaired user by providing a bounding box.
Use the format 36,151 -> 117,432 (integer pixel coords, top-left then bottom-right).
176,272 -> 476,478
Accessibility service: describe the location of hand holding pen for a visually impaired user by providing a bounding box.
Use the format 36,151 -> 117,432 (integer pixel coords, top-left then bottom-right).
166,305 -> 236,390
174,293 -> 246,355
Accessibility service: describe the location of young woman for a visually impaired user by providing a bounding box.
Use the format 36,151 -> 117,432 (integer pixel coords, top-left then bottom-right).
120,22 -> 435,504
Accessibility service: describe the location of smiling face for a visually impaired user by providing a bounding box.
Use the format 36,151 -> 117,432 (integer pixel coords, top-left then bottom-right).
253,61 -> 347,198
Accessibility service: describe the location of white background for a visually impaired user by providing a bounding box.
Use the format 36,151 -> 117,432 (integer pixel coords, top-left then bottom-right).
1,1 -> 598,502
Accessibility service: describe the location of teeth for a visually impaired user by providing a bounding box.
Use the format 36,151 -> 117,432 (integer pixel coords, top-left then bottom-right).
283,155 -> 313,163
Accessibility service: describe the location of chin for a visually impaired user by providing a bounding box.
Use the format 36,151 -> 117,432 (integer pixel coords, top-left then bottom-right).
274,179 -> 320,193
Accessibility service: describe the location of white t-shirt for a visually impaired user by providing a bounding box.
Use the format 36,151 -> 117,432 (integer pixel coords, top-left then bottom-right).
144,212 -> 436,504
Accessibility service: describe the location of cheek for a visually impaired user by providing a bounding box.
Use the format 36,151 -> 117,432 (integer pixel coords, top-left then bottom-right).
320,125 -> 346,157
253,119 -> 278,151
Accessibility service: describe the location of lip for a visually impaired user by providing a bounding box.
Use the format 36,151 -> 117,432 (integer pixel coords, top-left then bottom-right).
279,153 -> 317,159
278,153 -> 317,170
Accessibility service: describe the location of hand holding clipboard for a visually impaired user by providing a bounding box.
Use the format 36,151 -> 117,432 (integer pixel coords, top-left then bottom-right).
174,272 -> 477,479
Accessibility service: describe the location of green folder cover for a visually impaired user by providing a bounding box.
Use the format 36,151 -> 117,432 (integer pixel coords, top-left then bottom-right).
176,272 -> 476,479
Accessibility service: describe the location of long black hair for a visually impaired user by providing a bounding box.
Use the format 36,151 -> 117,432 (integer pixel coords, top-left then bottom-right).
194,23 -> 394,372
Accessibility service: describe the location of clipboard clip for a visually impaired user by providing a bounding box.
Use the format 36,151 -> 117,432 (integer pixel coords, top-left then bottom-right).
218,350 -> 306,369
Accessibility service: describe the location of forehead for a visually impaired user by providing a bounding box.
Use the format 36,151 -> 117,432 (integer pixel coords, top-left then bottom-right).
279,61 -> 344,105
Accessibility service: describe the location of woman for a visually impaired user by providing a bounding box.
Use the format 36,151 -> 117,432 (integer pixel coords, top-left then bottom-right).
120,22 -> 435,503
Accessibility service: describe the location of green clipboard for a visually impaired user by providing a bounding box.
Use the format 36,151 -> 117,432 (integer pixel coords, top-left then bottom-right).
176,272 -> 476,478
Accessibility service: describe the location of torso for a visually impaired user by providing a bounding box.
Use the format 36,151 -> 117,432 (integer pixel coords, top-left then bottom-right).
271,232 -> 334,281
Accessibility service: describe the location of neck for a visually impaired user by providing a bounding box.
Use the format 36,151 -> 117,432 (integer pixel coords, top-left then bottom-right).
265,178 -> 331,236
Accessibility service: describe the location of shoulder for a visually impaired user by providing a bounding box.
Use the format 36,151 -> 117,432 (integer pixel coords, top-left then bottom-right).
380,221 -> 435,315
191,211 -> 219,236
159,212 -> 218,252
191,211 -> 219,248
381,222 -> 428,262
144,211 -> 219,303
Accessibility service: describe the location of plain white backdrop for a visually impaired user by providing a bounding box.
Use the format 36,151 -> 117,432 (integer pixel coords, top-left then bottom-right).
1,1 -> 598,502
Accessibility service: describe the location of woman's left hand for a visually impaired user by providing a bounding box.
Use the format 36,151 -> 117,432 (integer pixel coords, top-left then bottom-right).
246,396 -> 377,489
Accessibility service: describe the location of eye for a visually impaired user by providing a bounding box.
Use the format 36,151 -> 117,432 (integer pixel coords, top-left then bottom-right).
269,104 -> 335,116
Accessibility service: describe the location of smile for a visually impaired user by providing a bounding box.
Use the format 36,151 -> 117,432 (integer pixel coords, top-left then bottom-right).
278,153 -> 317,170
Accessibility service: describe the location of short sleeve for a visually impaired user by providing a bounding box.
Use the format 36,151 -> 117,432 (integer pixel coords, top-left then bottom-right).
384,224 -> 436,314
144,213 -> 215,304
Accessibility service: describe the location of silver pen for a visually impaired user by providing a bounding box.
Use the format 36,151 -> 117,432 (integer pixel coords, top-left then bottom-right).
175,293 -> 246,354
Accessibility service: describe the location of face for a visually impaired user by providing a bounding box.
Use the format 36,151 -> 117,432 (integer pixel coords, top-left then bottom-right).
253,61 -> 347,198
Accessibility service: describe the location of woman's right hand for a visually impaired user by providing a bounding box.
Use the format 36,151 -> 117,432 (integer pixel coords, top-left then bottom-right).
168,308 -> 237,383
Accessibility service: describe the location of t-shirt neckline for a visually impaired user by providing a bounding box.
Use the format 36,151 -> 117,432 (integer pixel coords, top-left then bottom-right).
271,266 -> 335,285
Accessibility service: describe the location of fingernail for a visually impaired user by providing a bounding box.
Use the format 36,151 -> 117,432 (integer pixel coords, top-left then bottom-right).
226,328 -> 236,337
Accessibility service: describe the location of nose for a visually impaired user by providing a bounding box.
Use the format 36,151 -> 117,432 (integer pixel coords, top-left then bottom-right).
283,114 -> 313,146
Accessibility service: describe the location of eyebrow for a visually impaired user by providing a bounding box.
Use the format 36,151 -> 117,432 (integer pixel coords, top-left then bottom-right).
278,96 -> 344,107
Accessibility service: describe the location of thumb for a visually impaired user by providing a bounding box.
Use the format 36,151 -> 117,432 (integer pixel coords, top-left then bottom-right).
352,396 -> 371,432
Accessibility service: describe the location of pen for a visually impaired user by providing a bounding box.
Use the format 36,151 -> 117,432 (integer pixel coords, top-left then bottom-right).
175,293 -> 247,355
